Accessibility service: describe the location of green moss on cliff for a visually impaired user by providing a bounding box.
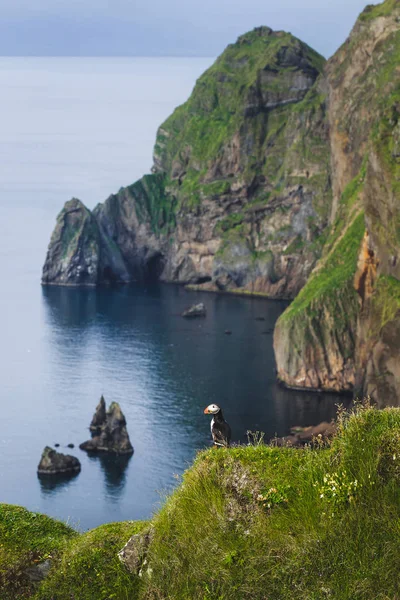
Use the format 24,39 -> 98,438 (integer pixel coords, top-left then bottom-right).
369,28 -> 400,250
281,212 -> 365,322
369,275 -> 400,338
127,173 -> 177,235
359,0 -> 398,21
154,27 -> 327,210
55,201 -> 99,261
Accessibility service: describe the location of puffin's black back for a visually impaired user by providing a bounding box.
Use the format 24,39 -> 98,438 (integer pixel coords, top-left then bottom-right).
212,409 -> 231,447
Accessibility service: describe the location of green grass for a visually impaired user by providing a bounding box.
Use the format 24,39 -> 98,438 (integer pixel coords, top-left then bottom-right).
153,26 -> 328,215
36,521 -> 145,600
127,174 -> 177,235
141,404 -> 400,600
3,407 -> 400,599
359,0 -> 398,21
0,505 -> 77,599
280,212 -> 365,322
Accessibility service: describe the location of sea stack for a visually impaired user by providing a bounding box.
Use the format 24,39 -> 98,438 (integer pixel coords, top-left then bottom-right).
37,446 -> 81,476
80,399 -> 134,455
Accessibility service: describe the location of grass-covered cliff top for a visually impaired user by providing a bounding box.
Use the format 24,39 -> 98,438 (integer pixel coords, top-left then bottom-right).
153,26 -> 327,208
359,0 -> 399,21
3,405 -> 400,600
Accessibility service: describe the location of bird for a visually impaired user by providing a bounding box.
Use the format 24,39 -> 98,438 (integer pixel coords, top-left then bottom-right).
203,404 -> 231,447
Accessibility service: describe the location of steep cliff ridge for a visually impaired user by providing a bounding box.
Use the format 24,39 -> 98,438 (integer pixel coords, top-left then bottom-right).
42,28 -> 331,296
274,0 -> 400,401
151,27 -> 331,295
42,198 -> 130,286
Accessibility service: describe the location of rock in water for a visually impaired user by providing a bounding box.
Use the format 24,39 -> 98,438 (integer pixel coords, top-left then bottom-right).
80,401 -> 134,455
181,303 -> 207,318
90,395 -> 107,432
37,446 -> 81,476
41,199 -> 101,286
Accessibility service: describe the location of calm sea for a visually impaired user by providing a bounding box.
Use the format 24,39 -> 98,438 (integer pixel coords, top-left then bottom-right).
0,57 -> 344,531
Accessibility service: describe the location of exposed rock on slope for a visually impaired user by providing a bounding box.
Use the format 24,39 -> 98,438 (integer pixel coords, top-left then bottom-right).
274,0 -> 400,401
42,28 -> 331,298
42,199 -> 130,286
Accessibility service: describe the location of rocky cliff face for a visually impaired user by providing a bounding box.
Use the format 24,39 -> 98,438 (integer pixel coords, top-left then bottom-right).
42,27 -> 331,297
274,0 -> 400,402
42,198 -> 130,286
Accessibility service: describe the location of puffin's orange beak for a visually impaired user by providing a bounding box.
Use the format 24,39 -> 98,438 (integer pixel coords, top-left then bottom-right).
204,407 -> 210,414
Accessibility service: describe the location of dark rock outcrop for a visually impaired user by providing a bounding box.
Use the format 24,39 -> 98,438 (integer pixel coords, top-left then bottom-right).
118,527 -> 154,574
80,401 -> 134,455
37,446 -> 81,476
42,198 -> 130,286
24,559 -> 53,584
182,303 -> 207,318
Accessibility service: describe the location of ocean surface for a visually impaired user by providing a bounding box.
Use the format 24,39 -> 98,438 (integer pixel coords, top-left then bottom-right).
0,57 -> 346,531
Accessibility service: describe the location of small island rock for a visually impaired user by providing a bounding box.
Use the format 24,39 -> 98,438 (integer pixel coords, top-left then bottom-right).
181,303 -> 207,318
80,400 -> 134,455
37,446 -> 81,476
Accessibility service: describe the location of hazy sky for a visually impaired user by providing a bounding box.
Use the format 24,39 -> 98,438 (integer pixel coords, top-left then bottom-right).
0,0 -> 375,58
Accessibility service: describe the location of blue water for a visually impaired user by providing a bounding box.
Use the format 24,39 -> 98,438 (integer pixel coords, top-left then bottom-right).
0,57 -> 344,531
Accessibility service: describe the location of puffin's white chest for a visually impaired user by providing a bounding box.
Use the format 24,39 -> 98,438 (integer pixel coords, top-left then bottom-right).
210,417 -> 214,434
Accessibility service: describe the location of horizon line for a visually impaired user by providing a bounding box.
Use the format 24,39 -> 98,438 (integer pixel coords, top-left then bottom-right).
0,54 -> 216,59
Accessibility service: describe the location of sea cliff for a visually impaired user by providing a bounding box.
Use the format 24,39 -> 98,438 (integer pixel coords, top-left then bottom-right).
274,0 -> 400,404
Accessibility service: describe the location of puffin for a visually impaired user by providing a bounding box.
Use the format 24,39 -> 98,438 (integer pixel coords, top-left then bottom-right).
204,404 -> 231,447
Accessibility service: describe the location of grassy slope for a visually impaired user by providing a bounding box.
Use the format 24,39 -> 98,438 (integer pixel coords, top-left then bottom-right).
143,405 -> 400,600
0,505 -> 77,599
154,28 -> 328,213
156,29 -> 324,172
36,521 -> 145,600
3,407 -> 400,600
